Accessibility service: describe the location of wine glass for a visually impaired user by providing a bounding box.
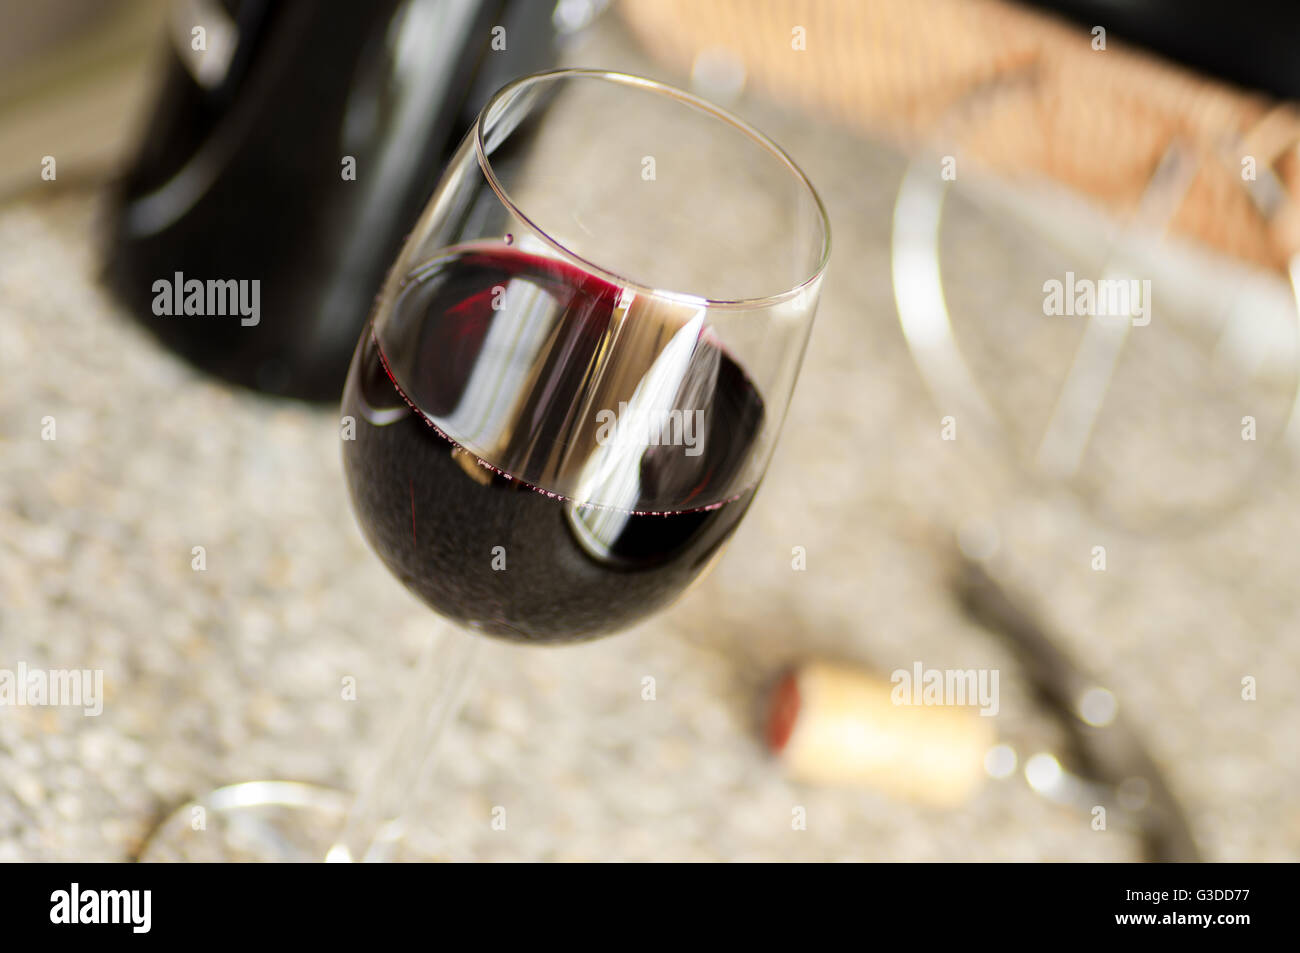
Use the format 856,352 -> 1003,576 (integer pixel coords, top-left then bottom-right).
139,68 -> 829,861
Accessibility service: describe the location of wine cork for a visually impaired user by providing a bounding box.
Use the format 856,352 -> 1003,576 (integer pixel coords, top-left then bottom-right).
768,661 -> 995,807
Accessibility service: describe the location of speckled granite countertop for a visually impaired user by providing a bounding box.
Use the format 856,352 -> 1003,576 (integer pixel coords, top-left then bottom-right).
1,18 -> 1296,862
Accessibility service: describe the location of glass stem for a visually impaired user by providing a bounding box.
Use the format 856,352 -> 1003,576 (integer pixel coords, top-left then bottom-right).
326,625 -> 480,862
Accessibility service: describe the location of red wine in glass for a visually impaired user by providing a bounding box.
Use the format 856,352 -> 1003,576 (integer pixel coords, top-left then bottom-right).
135,70 -> 827,863
341,244 -> 766,642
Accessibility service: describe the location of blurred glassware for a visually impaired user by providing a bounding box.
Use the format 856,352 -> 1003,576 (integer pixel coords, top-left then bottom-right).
892,122 -> 1300,534
885,96 -> 1300,861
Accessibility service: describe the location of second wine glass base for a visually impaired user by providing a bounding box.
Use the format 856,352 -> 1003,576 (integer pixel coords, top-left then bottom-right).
135,781 -> 446,863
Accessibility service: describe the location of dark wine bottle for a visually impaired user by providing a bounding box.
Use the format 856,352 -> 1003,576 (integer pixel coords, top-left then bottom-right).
103,0 -> 561,401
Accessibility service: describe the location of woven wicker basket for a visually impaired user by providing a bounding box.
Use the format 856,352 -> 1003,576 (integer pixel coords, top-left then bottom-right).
620,0 -> 1300,272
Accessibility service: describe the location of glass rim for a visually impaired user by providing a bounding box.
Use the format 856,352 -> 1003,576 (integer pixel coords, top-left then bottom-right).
474,68 -> 832,310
